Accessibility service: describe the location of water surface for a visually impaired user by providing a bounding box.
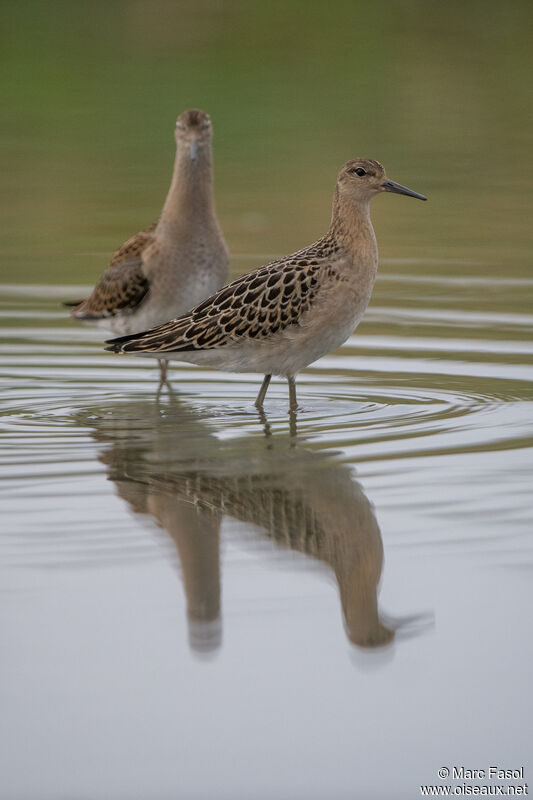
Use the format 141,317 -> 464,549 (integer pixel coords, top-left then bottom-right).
1,267 -> 532,798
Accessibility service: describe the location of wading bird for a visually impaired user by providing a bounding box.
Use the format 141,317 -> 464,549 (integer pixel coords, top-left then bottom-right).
66,109 -> 229,383
106,159 -> 426,407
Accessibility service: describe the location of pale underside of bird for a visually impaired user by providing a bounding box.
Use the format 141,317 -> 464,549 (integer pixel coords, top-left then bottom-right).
106,158 -> 427,408
66,108 -> 229,382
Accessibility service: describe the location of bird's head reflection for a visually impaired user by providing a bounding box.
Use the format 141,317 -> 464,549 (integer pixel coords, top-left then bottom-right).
80,396 -> 395,656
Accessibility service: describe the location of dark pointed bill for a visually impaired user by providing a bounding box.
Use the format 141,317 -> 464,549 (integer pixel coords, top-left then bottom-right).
382,180 -> 427,201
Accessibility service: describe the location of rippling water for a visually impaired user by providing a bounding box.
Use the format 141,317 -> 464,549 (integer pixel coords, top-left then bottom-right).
1,267 -> 532,798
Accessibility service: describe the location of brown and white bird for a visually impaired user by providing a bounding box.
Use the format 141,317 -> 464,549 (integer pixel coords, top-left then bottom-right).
67,109 -> 229,382
106,159 -> 426,407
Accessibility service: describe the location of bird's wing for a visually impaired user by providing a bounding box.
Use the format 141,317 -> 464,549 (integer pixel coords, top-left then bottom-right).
69,223 -> 157,319
106,253 -> 324,354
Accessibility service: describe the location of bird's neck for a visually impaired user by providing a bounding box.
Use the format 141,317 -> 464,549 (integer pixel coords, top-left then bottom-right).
328,189 -> 377,260
157,143 -> 217,236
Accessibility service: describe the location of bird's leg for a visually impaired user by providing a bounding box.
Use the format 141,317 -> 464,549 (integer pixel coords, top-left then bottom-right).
158,358 -> 169,383
255,374 -> 271,409
287,376 -> 298,412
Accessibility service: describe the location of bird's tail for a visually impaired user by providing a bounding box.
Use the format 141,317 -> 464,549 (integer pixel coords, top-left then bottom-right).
105,328 -> 156,353
62,299 -> 85,308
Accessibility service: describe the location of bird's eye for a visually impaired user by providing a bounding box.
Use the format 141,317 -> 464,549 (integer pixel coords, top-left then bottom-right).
353,167 -> 367,177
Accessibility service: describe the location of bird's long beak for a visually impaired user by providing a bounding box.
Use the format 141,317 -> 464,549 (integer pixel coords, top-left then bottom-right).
382,180 -> 427,201
189,139 -> 198,161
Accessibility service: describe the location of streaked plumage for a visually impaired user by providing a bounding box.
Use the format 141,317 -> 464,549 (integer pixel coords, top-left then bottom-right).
71,223 -> 156,319
68,109 -> 229,379
106,159 -> 426,407
108,240 -> 333,353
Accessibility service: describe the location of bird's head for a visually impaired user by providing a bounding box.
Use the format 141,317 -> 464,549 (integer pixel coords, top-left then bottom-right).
175,109 -> 213,160
337,159 -> 427,203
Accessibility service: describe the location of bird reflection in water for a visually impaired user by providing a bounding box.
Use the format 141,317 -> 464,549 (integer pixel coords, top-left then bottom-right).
82,395 -> 397,657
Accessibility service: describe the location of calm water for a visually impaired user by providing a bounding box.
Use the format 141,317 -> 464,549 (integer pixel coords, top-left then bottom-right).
1,2 -> 533,799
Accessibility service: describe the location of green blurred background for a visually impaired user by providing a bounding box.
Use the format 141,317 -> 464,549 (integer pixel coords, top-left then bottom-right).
1,0 -> 532,284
